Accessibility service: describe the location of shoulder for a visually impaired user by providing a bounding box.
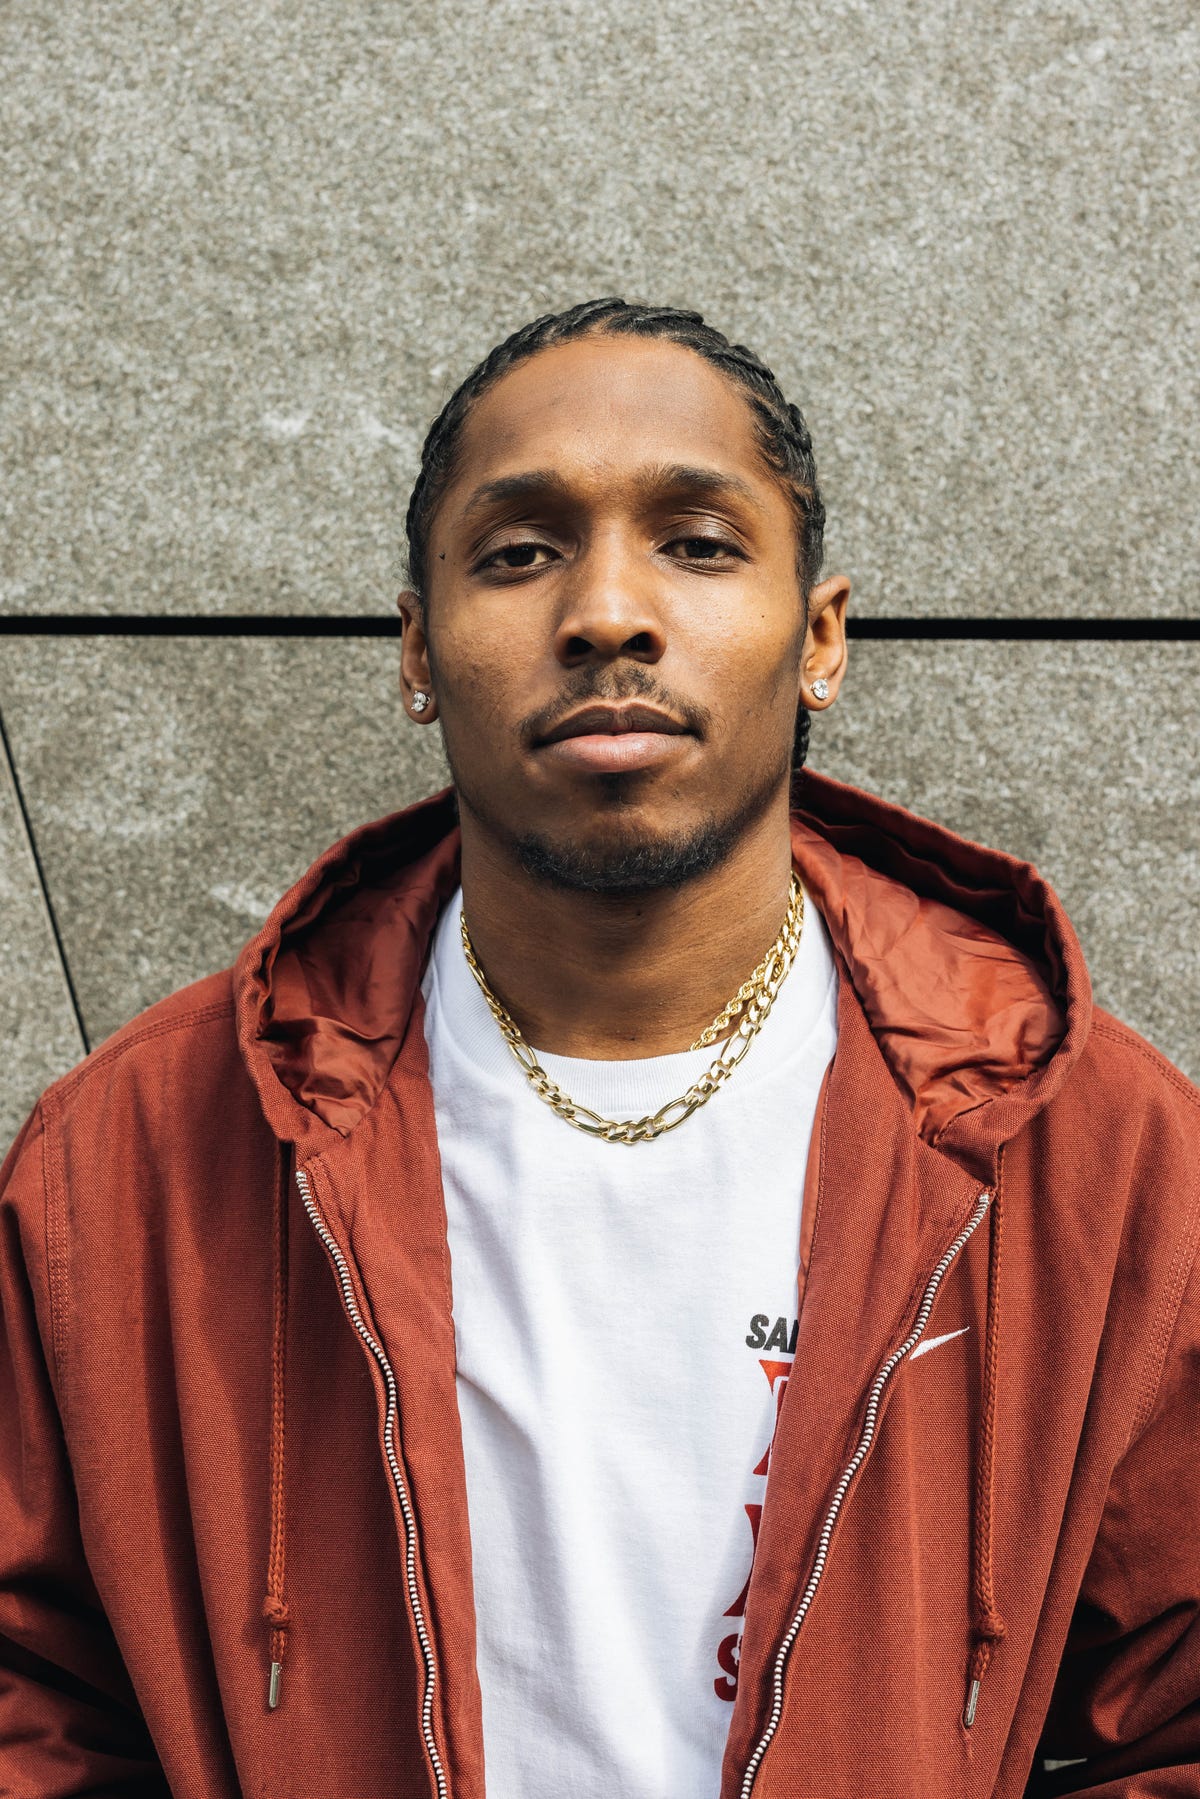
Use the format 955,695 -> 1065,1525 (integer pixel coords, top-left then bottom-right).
1077,1006 -> 1200,1122
37,968 -> 246,1142
1014,1008 -> 1200,1281
25,967 -> 275,1269
1041,1008 -> 1200,1205
2,969 -> 244,1298
1081,1019 -> 1200,1452
1054,1009 -> 1200,1334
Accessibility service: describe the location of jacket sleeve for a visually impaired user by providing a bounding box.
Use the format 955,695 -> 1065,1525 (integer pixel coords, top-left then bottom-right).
0,1103 -> 169,1798
1026,1228 -> 1200,1797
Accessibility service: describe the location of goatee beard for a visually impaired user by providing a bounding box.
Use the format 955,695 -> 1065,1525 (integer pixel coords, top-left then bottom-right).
511,799 -> 772,896
455,752 -> 794,898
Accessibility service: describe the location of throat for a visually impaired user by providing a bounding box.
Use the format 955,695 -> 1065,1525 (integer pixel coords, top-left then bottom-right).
457,853 -> 802,1062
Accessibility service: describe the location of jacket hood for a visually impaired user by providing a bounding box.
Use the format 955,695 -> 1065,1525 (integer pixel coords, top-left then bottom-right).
232,770 -> 1091,1185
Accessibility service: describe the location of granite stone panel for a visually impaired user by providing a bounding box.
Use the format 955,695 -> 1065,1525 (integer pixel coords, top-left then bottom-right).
2,0 -> 1195,620
0,637 -> 449,1062
817,640 -> 1198,1081
0,639 -> 1195,1126
0,723 -> 87,1149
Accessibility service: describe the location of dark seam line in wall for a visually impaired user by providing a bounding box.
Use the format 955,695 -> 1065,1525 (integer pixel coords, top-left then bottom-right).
0,704 -> 92,1057
0,616 -> 1197,640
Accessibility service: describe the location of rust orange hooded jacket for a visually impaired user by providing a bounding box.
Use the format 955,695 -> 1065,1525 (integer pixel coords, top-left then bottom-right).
2,771 -> 1199,1799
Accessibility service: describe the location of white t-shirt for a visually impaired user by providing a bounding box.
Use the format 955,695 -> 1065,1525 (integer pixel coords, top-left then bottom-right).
420,884 -> 839,1799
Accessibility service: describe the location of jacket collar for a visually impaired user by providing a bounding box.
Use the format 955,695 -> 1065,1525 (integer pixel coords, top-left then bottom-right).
233,771 -> 1089,1182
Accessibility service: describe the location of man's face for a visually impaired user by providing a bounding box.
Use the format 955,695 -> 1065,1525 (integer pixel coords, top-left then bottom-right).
400,333 -> 846,892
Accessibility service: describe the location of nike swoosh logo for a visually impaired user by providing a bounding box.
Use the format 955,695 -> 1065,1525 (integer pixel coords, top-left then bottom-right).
910,1325 -> 971,1362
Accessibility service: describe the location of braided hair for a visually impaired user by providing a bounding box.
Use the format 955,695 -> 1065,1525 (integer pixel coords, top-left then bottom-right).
404,297 -> 826,769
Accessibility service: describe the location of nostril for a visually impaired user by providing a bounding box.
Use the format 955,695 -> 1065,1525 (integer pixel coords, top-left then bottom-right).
556,626 -> 663,665
624,631 -> 656,657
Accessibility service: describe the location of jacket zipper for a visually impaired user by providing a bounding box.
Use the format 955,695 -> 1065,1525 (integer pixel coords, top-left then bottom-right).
296,1167 -> 449,1799
738,1188 -> 992,1799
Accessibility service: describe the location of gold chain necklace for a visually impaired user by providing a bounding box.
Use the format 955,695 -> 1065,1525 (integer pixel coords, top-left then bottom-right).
459,875 -> 804,1145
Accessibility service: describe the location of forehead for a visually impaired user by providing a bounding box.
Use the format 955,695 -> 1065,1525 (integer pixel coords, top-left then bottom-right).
442,334 -> 771,509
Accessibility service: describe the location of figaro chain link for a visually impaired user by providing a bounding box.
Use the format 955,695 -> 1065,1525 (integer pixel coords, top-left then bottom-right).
460,875 -> 804,1144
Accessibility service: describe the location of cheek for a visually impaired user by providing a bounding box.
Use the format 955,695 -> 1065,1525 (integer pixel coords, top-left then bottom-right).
430,594 -> 537,691
430,630 -> 521,754
428,612 -> 488,696
701,603 -> 804,712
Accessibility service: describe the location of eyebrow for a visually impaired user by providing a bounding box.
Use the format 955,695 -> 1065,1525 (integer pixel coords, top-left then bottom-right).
638,463 -> 763,510
460,462 -> 765,521
461,470 -> 567,519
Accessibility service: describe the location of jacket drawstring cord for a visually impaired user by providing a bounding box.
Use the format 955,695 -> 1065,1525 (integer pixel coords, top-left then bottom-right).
263,1145 -> 292,1709
964,1171 -> 1007,1728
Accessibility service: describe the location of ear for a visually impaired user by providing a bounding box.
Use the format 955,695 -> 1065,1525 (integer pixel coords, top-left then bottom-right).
799,574 -> 850,711
396,590 -> 438,722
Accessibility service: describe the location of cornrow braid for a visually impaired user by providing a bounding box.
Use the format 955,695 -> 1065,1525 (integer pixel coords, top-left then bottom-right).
404,297 -> 825,769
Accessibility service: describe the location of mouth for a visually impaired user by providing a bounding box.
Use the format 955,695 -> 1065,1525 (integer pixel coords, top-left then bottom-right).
534,702 -> 694,776
537,703 -> 691,746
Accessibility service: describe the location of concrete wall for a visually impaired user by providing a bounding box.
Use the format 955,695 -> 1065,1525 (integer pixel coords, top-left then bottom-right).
3,0 -> 1197,1144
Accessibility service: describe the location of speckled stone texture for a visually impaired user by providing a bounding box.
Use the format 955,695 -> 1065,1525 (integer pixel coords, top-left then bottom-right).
0,736 -> 86,1146
2,0 -> 1196,618
0,639 -> 1194,1145
0,639 -> 449,1072
816,641 -> 1199,1079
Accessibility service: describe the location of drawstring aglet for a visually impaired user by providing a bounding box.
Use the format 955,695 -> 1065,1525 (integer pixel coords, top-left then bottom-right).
963,1629 -> 1003,1730
261,1597 -> 290,1710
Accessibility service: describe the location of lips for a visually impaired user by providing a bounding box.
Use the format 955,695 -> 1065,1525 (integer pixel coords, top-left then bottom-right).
533,703 -> 695,776
537,703 -> 690,746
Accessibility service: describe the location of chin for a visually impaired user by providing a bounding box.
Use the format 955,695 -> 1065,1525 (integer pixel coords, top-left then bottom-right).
454,749 -> 792,897
512,814 -> 743,896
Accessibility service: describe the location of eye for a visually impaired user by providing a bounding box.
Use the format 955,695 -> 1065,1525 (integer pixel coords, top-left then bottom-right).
476,540 -> 557,574
668,534 -> 742,563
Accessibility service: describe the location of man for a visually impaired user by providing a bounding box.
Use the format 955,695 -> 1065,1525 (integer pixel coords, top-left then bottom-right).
1,298 -> 1197,1799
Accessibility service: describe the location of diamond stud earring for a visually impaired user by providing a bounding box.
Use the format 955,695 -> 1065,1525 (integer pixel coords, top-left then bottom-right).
411,690 -> 431,714
811,677 -> 830,702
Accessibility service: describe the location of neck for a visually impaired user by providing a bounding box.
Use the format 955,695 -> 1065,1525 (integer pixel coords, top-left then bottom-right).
457,802 -> 797,1059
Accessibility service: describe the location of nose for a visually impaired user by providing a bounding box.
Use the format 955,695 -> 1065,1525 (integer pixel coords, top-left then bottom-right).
552,531 -> 667,669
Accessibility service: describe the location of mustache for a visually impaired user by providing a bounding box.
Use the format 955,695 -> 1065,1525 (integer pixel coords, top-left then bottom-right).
518,667 -> 714,749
